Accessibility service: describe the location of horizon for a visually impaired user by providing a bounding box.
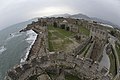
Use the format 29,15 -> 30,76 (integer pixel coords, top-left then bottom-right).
0,12 -> 119,31
0,0 -> 120,30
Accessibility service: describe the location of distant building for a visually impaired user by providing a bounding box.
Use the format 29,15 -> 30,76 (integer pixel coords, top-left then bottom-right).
58,20 -> 79,33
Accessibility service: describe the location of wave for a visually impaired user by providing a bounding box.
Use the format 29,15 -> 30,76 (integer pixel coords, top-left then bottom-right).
20,30 -> 38,63
25,30 -> 38,43
0,45 -> 7,55
6,32 -> 22,41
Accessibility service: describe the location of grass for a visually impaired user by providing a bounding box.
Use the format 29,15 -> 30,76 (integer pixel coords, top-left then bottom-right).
48,32 -> 54,52
52,31 -> 65,39
78,42 -> 90,55
83,44 -> 91,57
48,25 -> 55,30
108,50 -> 117,77
48,25 -> 74,37
55,28 -> 74,37
48,25 -> 74,52
79,26 -> 90,36
52,41 -> 64,51
63,38 -> 73,44
51,38 -> 73,51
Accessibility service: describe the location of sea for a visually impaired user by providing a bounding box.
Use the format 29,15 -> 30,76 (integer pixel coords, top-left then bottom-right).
0,19 -> 38,80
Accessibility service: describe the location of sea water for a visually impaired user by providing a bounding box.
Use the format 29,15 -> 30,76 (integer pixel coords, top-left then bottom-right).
0,19 -> 37,80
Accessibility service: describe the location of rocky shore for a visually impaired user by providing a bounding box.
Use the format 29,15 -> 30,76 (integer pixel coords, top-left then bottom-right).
5,19 -> 49,80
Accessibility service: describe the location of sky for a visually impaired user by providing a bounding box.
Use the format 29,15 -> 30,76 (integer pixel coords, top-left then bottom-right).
0,0 -> 120,30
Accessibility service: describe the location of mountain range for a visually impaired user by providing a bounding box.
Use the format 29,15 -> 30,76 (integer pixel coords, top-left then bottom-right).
50,13 -> 120,28
1,13 -> 119,31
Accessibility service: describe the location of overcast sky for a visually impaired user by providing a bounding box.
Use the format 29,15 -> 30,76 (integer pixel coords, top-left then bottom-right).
0,0 -> 120,30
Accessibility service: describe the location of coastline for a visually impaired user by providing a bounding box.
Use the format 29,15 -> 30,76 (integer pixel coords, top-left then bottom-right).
19,20 -> 48,61
20,30 -> 38,63
5,19 -> 48,80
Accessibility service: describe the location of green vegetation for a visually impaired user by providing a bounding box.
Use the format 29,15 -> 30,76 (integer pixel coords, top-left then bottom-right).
48,32 -> 54,51
52,31 -> 65,39
79,26 -> 90,36
48,25 -> 74,37
51,39 -> 72,51
48,25 -> 54,30
83,44 -> 91,57
65,74 -> 81,80
55,28 -> 74,37
108,50 -> 117,77
78,41 -> 90,56
48,25 -> 74,52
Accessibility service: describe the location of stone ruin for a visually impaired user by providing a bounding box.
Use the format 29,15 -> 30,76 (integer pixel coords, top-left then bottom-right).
5,17 -> 112,80
5,52 -> 112,80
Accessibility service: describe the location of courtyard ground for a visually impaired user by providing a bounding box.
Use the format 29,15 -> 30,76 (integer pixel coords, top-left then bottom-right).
48,25 -> 78,52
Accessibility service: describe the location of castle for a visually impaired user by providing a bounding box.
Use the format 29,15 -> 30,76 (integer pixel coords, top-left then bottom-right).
5,17 -> 113,80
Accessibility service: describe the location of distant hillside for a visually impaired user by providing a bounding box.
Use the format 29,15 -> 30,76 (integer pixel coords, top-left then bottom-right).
91,17 -> 119,28
69,13 -> 91,20
49,13 -> 120,28
50,13 -> 71,18
2,13 -> 119,31
50,13 -> 90,20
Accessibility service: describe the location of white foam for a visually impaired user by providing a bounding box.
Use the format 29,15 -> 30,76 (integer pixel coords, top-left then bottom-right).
6,32 -> 22,41
20,30 -> 38,63
100,23 -> 114,28
25,30 -> 37,44
0,46 -> 7,54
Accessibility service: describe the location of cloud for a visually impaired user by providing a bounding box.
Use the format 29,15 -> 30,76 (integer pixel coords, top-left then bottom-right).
0,0 -> 120,30
31,6 -> 76,17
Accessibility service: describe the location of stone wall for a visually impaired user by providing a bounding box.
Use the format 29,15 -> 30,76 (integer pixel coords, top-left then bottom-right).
73,37 -> 91,56
5,52 -> 111,80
